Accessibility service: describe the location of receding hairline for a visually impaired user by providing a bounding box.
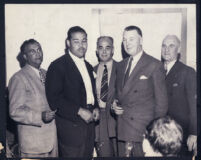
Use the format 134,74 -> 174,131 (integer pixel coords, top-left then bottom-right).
97,36 -> 114,46
162,35 -> 181,45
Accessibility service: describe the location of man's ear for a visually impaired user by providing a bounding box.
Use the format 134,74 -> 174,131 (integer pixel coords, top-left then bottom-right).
177,45 -> 181,53
112,47 -> 114,56
140,37 -> 143,45
23,54 -> 27,61
66,39 -> 70,48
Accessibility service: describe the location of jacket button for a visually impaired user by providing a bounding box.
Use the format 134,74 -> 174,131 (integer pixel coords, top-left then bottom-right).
134,90 -> 137,93
130,117 -> 134,120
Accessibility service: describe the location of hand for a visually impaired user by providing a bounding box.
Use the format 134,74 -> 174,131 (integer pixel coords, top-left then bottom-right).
78,108 -> 93,123
42,110 -> 55,123
92,108 -> 100,121
98,99 -> 106,108
187,135 -> 197,156
112,99 -> 124,115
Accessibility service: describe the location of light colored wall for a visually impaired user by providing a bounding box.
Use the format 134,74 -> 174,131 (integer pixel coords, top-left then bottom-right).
5,4 -> 196,85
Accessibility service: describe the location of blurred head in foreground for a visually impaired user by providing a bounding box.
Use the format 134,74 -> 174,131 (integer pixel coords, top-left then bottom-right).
143,116 -> 183,157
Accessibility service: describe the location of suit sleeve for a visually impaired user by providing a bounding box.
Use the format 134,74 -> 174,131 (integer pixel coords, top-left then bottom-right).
185,68 -> 197,135
152,63 -> 168,118
45,63 -> 80,119
8,75 -> 43,127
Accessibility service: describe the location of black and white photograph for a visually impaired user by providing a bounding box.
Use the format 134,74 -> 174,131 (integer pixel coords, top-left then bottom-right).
0,2 -> 198,159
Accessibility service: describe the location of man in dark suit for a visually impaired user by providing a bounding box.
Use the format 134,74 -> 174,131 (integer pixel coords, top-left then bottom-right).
45,26 -> 99,158
161,35 -> 197,156
112,25 -> 168,157
94,36 -> 118,157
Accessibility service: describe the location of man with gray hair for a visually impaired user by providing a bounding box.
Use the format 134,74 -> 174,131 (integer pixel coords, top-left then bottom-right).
161,34 -> 197,156
94,36 -> 118,157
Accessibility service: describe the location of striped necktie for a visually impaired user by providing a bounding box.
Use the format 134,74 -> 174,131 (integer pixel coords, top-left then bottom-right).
100,65 -> 108,102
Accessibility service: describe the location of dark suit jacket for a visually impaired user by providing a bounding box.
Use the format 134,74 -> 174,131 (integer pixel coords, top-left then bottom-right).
116,52 -> 168,142
94,60 -> 118,142
45,52 -> 98,147
166,61 -> 197,137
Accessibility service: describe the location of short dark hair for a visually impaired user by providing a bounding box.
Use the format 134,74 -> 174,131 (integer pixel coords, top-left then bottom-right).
67,26 -> 87,40
96,36 -> 114,47
124,25 -> 142,37
145,116 -> 183,156
20,39 -> 40,55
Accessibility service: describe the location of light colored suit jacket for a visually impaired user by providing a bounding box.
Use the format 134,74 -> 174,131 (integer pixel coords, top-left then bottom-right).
8,64 -> 57,154
116,52 -> 168,142
94,60 -> 118,141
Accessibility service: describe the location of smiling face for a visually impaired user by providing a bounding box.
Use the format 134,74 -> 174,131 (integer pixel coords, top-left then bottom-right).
23,42 -> 43,69
67,31 -> 87,58
123,30 -> 142,56
96,37 -> 114,63
161,35 -> 180,63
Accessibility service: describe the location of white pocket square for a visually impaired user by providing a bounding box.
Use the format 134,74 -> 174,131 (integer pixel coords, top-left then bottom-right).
139,75 -> 148,79
173,83 -> 178,87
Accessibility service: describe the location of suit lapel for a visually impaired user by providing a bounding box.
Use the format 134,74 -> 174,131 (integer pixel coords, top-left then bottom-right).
64,53 -> 83,83
120,57 -> 129,90
166,61 -> 181,80
108,60 -> 116,100
22,64 -> 45,94
121,53 -> 148,98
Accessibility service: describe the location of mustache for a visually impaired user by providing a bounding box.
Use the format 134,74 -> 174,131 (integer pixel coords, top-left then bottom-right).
78,47 -> 86,51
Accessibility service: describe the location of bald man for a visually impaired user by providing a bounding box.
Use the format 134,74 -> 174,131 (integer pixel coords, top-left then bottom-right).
161,35 -> 197,156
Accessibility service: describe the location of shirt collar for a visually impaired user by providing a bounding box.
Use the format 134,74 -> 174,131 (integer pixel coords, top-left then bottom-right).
27,64 -> 40,77
100,59 -> 113,69
166,59 -> 177,71
69,50 -> 84,63
130,50 -> 143,63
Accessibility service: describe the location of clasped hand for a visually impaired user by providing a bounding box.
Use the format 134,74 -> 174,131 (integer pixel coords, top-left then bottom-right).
42,110 -> 56,123
111,99 -> 124,115
78,108 -> 99,123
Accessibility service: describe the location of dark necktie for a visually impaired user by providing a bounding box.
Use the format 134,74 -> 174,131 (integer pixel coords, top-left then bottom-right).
124,57 -> 133,86
100,65 -> 108,102
39,69 -> 46,85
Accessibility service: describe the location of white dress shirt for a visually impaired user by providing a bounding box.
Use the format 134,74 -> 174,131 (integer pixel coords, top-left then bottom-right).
126,50 -> 143,76
96,60 -> 113,108
165,59 -> 177,75
69,51 -> 95,105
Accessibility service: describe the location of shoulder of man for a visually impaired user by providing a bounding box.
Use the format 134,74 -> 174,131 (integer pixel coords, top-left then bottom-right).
143,52 -> 162,65
8,67 -> 27,87
173,61 -> 196,78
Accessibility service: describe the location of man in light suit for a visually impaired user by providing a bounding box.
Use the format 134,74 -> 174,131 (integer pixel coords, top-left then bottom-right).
45,26 -> 99,157
8,39 -> 58,158
94,36 -> 118,157
112,25 -> 168,157
161,35 -> 197,156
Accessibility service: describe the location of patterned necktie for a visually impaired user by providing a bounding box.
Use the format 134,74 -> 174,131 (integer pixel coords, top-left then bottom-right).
39,69 -> 46,85
124,57 -> 133,86
100,65 -> 108,102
